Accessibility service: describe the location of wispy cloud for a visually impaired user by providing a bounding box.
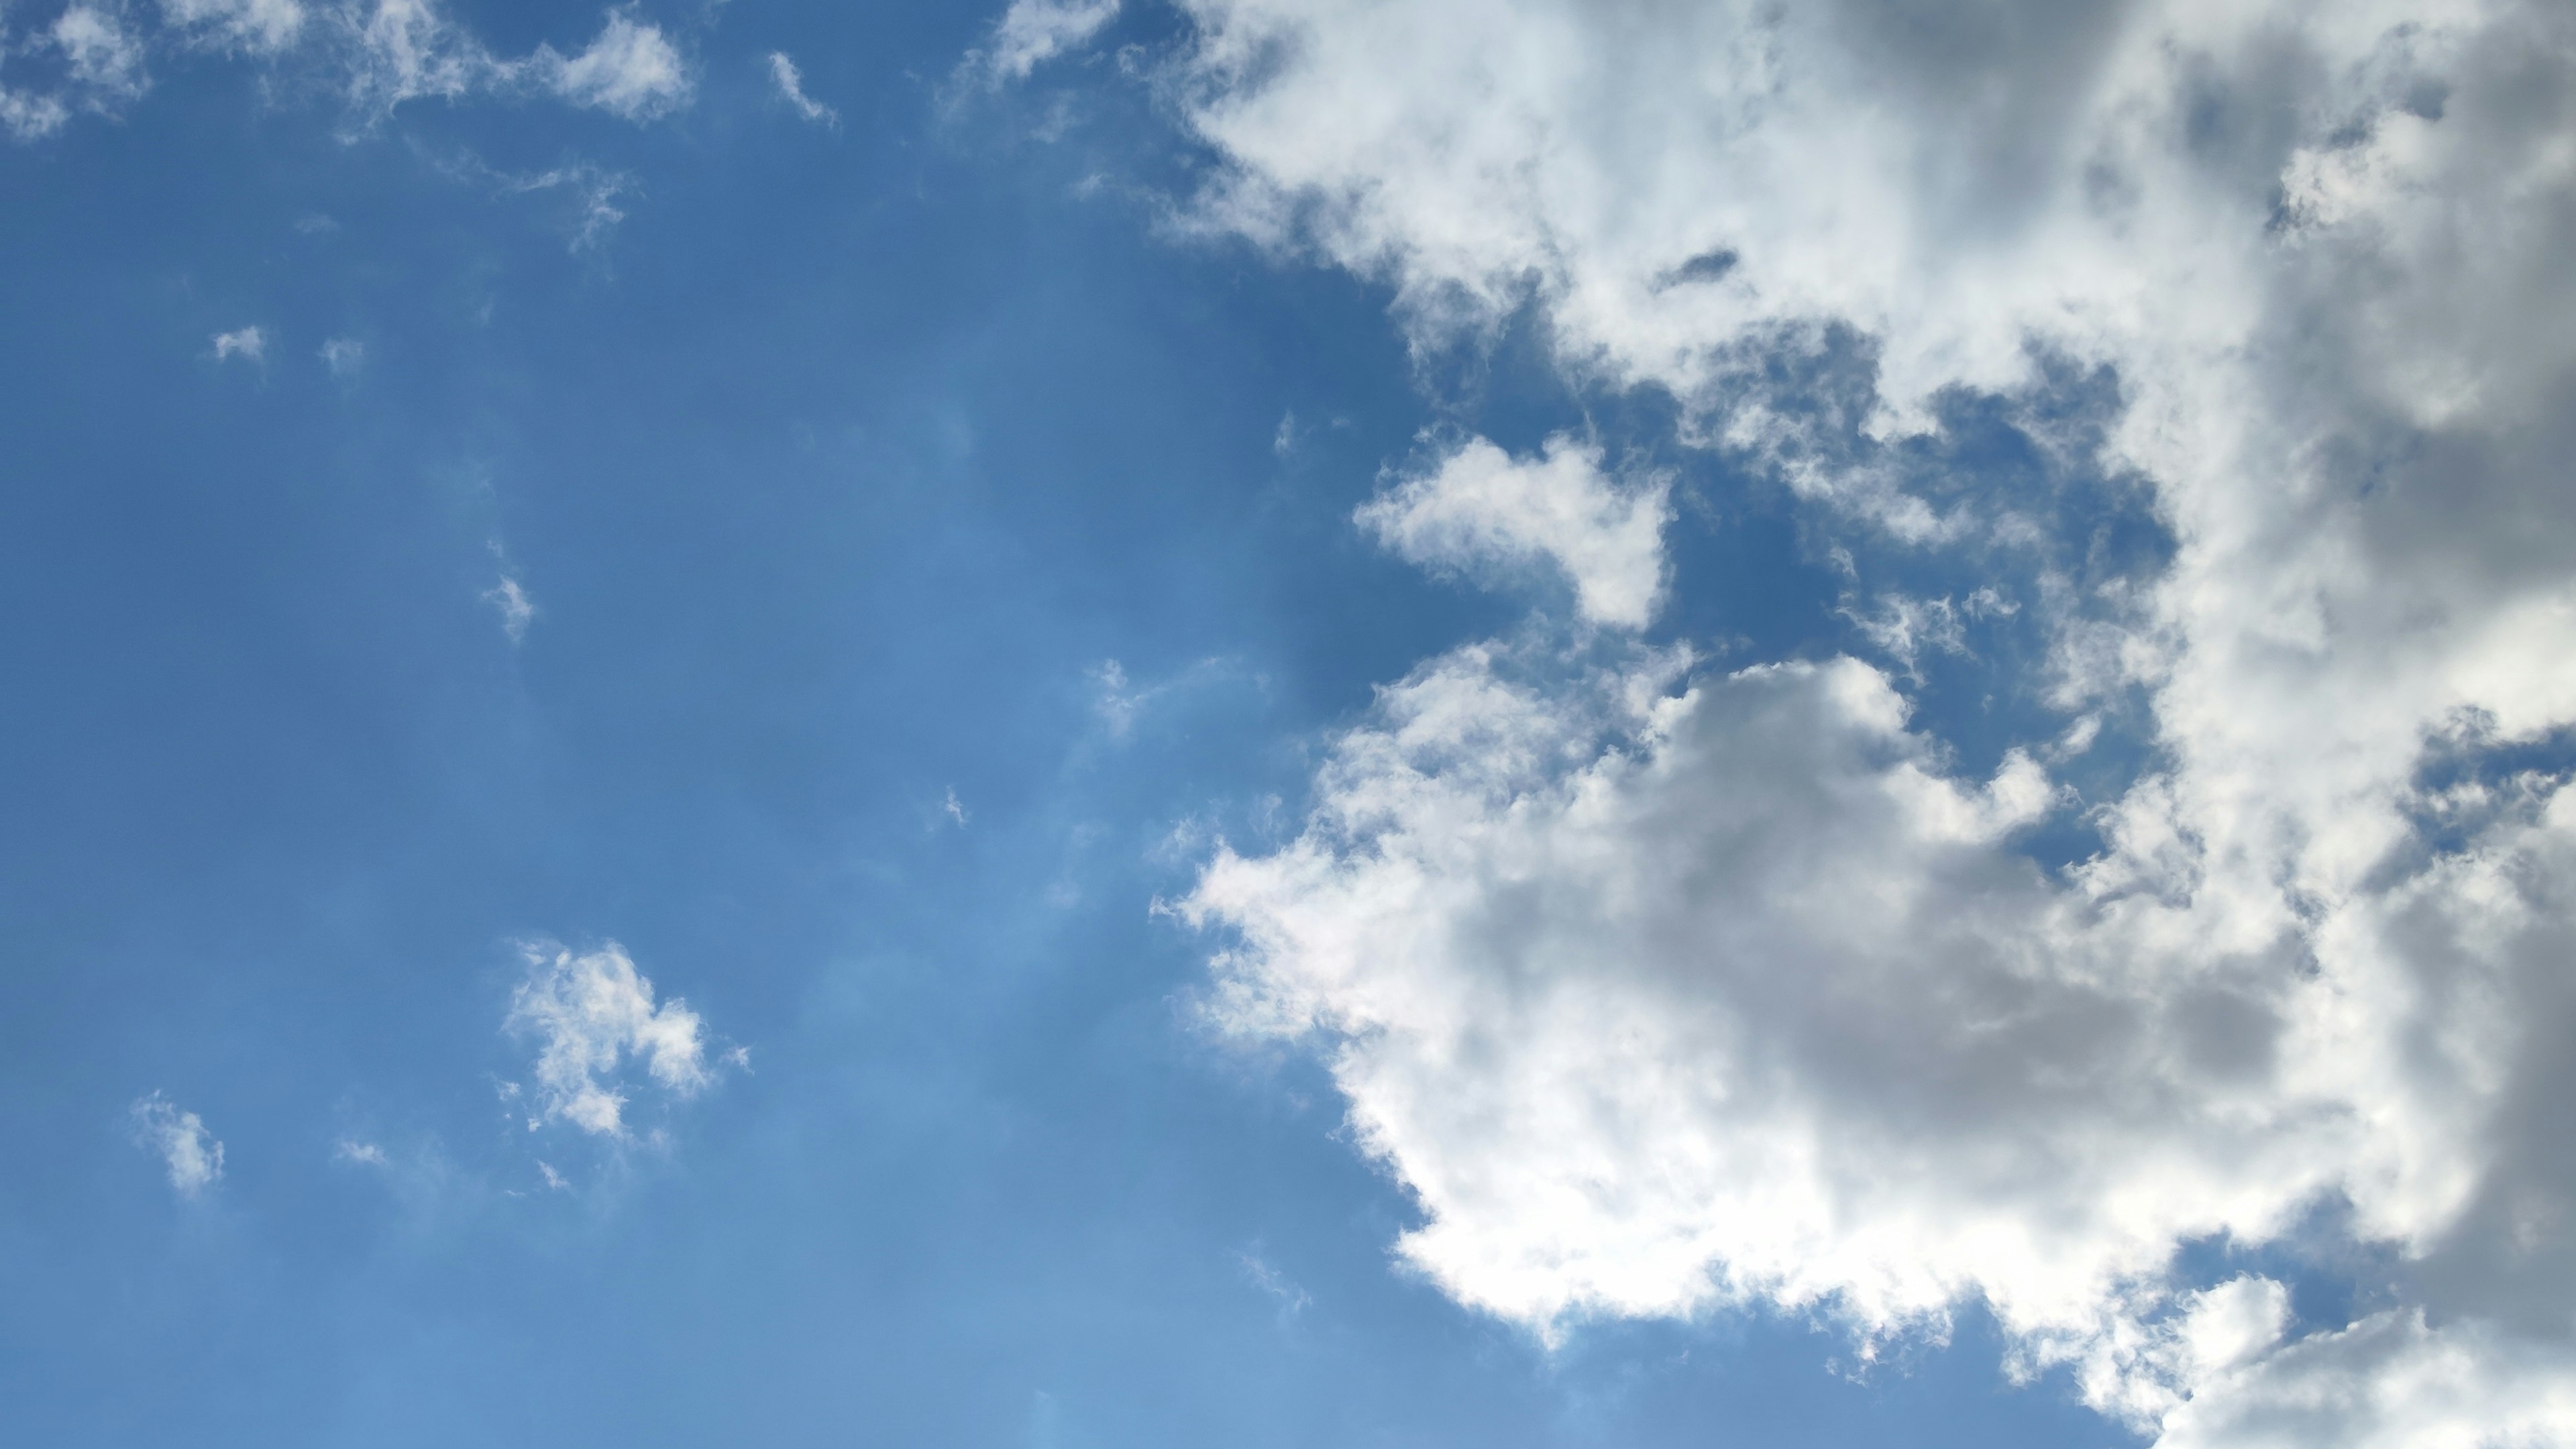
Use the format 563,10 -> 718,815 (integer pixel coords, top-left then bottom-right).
765,50 -> 834,127
965,0 -> 1117,85
482,574 -> 533,643
129,1092 -> 223,1197
162,0 -> 306,54
1,1 -> 696,144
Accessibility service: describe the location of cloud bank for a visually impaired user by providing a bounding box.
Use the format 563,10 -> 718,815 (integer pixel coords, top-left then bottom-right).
1169,0 -> 2576,1443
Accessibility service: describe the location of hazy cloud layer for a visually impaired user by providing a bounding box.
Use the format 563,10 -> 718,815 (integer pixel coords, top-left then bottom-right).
1172,0 -> 2576,1442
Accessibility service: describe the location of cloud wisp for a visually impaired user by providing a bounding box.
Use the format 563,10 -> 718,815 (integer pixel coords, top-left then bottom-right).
1,1 -> 695,142
765,50 -> 834,128
967,0 -> 1118,85
130,1092 -> 224,1197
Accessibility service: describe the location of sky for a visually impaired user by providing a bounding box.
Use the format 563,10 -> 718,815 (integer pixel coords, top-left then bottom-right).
4,1 -> 2575,1446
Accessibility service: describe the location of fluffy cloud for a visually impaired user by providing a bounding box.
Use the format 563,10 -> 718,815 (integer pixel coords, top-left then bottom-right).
129,1092 -> 223,1197
504,941 -> 727,1138
1356,435 -> 1670,629
1169,0 -> 2576,1442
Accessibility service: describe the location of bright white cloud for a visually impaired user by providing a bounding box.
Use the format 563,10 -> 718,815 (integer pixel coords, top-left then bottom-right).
130,1092 -> 223,1197
1170,0 -> 2576,1442
504,940 -> 724,1138
766,50 -> 834,127
1357,434 -> 1670,629
211,324 -> 264,362
161,0 -> 305,53
536,11 -> 687,121
977,0 -> 1118,83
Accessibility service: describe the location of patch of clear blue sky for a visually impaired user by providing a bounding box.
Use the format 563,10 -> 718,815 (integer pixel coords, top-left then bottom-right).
0,2 -> 2142,1444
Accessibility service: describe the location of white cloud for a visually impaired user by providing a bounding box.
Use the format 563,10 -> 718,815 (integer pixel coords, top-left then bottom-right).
482,574 -> 533,642
319,335 -> 363,376
52,5 -> 148,102
333,1137 -> 388,1167
975,0 -> 1118,83
1168,0 -> 2576,1442
504,940 -> 725,1138
943,786 -> 969,826
765,49 -> 833,127
0,84 -> 73,142
1356,434 -> 1670,629
129,1092 -> 223,1197
331,0 -> 486,119
0,1 -> 696,143
211,324 -> 265,362
161,0 -> 305,53
535,11 -> 688,121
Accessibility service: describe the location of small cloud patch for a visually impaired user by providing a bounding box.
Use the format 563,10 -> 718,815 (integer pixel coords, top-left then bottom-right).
130,1092 -> 223,1197
504,939 -> 734,1138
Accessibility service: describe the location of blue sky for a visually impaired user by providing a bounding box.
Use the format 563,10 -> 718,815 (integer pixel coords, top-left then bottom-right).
7,3 -> 2576,1446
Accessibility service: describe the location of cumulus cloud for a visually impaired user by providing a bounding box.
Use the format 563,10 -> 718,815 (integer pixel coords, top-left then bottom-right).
129,1092 -> 223,1197
1358,434 -> 1671,629
1169,0 -> 2576,1442
765,50 -> 833,127
504,940 -> 727,1138
972,0 -> 1118,83
319,335 -> 363,376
